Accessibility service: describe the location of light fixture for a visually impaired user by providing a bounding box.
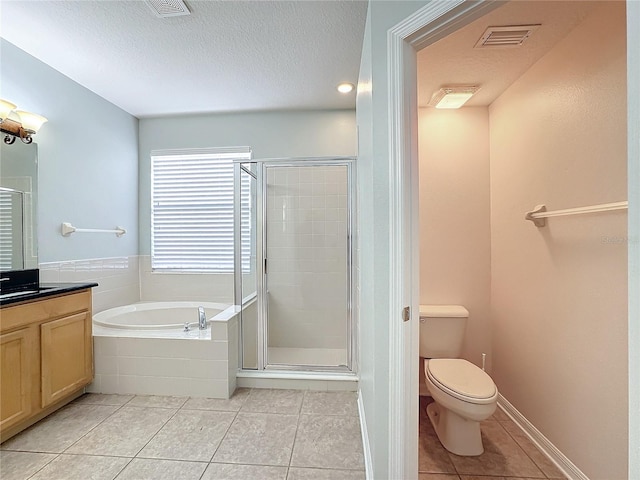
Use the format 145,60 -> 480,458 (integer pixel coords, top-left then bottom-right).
337,82 -> 355,94
428,86 -> 480,109
0,99 -> 47,145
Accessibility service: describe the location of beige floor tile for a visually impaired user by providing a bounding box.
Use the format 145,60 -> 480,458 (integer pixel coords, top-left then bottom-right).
0,404 -> 119,453
0,451 -> 57,480
137,410 -> 236,462
490,407 -> 511,422
301,391 -> 358,416
28,454 -> 129,480
212,412 -> 298,466
446,421 -> 545,478
459,477 -> 546,480
240,388 -> 304,414
182,388 -> 250,412
291,414 -> 364,470
65,406 -> 175,457
287,467 -> 366,479
115,458 -> 207,480
500,420 -> 567,479
202,462 -> 288,479
74,393 -> 134,406
419,474 -> 460,480
127,395 -> 188,409
418,429 -> 458,474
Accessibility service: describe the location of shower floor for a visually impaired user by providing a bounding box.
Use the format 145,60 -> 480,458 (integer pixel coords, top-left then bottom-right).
267,347 -> 348,367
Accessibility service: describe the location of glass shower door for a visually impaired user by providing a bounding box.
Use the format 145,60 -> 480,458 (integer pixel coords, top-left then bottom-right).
264,162 -> 351,370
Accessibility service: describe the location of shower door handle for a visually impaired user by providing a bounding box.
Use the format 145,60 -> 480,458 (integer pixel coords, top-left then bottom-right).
264,258 -> 267,274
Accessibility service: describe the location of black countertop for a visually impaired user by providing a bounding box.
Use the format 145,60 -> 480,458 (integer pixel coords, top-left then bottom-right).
0,282 -> 98,307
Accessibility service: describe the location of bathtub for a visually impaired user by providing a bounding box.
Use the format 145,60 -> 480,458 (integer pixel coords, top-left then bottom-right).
93,301 -> 228,333
90,301 -> 240,399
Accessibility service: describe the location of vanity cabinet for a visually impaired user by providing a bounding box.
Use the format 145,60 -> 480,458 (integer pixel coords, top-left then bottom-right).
0,288 -> 94,441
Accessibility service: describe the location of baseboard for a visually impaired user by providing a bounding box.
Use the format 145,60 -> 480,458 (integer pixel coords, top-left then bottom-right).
498,394 -> 590,480
357,389 -> 373,480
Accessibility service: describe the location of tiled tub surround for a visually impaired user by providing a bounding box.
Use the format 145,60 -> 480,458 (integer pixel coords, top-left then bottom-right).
39,256 -> 140,314
0,389 -> 365,480
38,255 -> 236,314
138,256 -> 234,304
90,306 -> 239,399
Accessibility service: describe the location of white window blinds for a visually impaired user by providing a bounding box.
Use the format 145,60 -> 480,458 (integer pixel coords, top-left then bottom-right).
0,190 -> 15,270
151,147 -> 251,272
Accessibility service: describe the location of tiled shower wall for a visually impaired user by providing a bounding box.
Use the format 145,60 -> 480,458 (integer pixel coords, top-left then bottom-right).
266,165 -> 349,349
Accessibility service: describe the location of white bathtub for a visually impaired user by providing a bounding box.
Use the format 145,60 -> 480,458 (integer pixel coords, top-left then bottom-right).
93,301 -> 228,331
90,301 -> 240,399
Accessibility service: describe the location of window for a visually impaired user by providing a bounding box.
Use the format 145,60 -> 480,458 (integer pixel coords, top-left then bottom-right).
151,147 -> 251,272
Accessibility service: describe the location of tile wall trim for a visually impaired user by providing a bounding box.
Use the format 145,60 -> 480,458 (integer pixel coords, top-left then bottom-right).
357,388 -> 373,480
498,393 -> 588,480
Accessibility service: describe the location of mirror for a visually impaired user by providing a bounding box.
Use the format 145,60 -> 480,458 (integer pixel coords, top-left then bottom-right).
0,140 -> 38,271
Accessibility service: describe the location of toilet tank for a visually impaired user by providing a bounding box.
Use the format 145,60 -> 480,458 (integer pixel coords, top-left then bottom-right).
419,305 -> 469,358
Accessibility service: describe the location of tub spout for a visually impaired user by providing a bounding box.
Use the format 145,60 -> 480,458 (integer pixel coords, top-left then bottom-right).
198,306 -> 207,330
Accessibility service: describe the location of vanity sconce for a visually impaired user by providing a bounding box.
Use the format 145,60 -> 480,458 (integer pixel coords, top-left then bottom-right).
0,99 -> 48,145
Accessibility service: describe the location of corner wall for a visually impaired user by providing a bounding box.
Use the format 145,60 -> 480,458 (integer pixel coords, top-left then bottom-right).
489,4 -> 627,478
1,40 -> 139,263
418,107 -> 491,371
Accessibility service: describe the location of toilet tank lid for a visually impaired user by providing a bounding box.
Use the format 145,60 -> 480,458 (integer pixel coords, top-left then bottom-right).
419,305 -> 469,318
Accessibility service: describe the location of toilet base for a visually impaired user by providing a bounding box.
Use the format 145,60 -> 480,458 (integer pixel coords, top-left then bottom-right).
427,402 -> 484,456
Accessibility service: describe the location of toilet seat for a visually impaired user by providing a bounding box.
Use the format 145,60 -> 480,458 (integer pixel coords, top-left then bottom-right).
426,359 -> 497,405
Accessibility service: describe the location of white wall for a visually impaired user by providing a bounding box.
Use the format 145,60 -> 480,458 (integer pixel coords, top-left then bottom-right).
628,3 -> 640,478
356,2 -> 430,478
1,40 -> 139,263
489,4 -> 627,478
418,107 -> 491,370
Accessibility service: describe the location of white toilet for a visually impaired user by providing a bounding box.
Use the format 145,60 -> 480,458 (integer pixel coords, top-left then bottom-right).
420,304 -> 498,456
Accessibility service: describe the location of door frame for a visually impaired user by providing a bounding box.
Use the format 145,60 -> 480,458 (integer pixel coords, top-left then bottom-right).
386,1 -> 640,478
385,2 -> 503,476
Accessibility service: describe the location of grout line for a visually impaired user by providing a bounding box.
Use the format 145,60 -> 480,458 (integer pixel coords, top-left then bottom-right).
129,403 -> 184,459
23,451 -> 59,480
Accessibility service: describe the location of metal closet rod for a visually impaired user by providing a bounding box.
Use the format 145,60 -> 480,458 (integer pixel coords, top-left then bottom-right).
525,201 -> 628,227
61,222 -> 126,237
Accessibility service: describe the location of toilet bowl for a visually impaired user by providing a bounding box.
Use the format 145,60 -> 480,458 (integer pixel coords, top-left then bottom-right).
424,358 -> 498,456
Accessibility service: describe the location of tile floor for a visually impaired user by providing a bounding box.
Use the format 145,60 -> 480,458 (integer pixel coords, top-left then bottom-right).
419,396 -> 567,480
0,389 -> 365,480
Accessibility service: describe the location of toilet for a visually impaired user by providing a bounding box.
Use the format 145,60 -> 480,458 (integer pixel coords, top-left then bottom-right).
420,304 -> 498,456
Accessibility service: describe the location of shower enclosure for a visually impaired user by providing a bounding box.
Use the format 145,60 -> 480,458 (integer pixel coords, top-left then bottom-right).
234,157 -> 354,372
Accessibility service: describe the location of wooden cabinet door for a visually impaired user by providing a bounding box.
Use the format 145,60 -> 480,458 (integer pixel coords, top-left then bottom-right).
0,328 -> 33,430
40,312 -> 92,408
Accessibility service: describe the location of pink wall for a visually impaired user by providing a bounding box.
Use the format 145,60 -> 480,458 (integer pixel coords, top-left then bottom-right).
418,107 -> 492,370
489,3 -> 627,478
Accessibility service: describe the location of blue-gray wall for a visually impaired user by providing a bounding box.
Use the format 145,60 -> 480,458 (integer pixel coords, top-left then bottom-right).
1,40 -> 139,262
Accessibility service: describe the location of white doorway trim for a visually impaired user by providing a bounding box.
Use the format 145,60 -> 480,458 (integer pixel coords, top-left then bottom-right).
386,1 -> 640,479
385,1 -> 502,477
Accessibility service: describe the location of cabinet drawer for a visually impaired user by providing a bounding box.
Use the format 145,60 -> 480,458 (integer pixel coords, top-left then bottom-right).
1,290 -> 91,333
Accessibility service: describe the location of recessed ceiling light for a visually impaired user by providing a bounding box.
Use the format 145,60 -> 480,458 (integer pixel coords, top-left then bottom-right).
337,83 -> 355,94
428,86 -> 480,109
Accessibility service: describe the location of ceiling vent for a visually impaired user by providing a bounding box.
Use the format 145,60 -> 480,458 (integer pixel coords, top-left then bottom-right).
474,25 -> 540,48
144,0 -> 191,18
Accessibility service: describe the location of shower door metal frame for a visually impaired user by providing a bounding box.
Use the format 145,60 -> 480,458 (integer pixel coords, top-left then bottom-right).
258,156 -> 355,373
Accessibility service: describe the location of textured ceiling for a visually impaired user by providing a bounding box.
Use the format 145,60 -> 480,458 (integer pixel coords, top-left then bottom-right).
0,0 -> 368,118
417,1 -> 600,108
